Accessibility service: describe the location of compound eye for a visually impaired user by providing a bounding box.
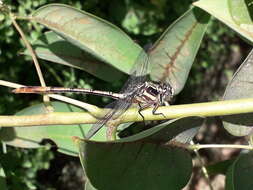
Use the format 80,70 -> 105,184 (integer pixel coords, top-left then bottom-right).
164,85 -> 174,96
170,87 -> 174,96
147,86 -> 159,96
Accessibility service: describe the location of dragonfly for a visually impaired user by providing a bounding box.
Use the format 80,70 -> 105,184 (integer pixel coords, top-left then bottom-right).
13,50 -> 174,139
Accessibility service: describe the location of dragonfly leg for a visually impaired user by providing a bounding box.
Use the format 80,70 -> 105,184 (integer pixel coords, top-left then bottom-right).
152,104 -> 166,118
138,103 -> 149,121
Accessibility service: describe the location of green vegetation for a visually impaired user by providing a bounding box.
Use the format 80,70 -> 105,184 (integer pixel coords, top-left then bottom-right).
0,0 -> 252,189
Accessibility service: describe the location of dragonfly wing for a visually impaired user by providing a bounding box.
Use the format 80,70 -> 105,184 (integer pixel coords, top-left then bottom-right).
86,96 -> 134,139
86,50 -> 149,139
121,50 -> 149,94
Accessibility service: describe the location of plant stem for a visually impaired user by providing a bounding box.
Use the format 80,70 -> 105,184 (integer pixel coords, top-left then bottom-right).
9,13 -> 49,103
189,144 -> 253,150
122,98 -> 253,122
0,112 -> 96,127
1,97 -> 253,127
190,141 -> 213,190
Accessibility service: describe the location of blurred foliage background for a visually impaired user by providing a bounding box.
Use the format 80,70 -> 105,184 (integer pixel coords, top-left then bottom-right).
0,0 -> 251,189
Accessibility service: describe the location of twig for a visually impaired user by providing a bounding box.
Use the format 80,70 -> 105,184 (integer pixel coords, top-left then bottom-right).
9,12 -> 49,103
189,144 -> 253,150
190,141 -> 214,190
0,112 -> 97,127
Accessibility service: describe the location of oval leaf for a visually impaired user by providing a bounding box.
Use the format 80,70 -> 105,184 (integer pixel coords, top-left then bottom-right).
118,116 -> 204,143
78,139 -> 192,190
222,50 -> 253,136
31,4 -> 142,75
25,31 -> 124,82
228,0 -> 253,26
0,101 -> 106,156
194,0 -> 253,43
226,152 -> 253,190
207,159 -> 235,175
85,180 -> 97,190
149,7 -> 210,94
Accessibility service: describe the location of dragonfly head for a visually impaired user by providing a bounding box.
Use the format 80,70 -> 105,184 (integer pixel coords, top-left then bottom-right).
161,83 -> 174,98
139,81 -> 174,104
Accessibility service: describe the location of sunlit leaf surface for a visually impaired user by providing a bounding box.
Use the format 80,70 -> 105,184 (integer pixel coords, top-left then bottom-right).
31,4 -> 143,76
149,7 -> 210,94
228,0 -> 253,26
222,50 -> 253,136
24,31 -> 124,82
194,0 -> 253,43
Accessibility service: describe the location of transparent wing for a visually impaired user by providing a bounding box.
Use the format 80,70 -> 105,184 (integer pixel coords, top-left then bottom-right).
86,50 -> 149,139
120,50 -> 149,93
86,97 -> 133,139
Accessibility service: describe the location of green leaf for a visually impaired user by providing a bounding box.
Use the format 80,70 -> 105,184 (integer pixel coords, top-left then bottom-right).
85,180 -> 96,190
226,152 -> 253,190
228,0 -> 253,26
207,159 -> 235,175
0,163 -> 7,190
78,139 -> 192,190
149,7 -> 210,95
194,0 -> 253,43
0,101 -> 106,156
31,4 -> 143,75
222,50 -> 253,136
24,31 -> 124,82
118,116 -> 204,143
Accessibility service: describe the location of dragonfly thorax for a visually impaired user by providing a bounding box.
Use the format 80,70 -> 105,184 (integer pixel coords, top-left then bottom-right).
133,81 -> 174,106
